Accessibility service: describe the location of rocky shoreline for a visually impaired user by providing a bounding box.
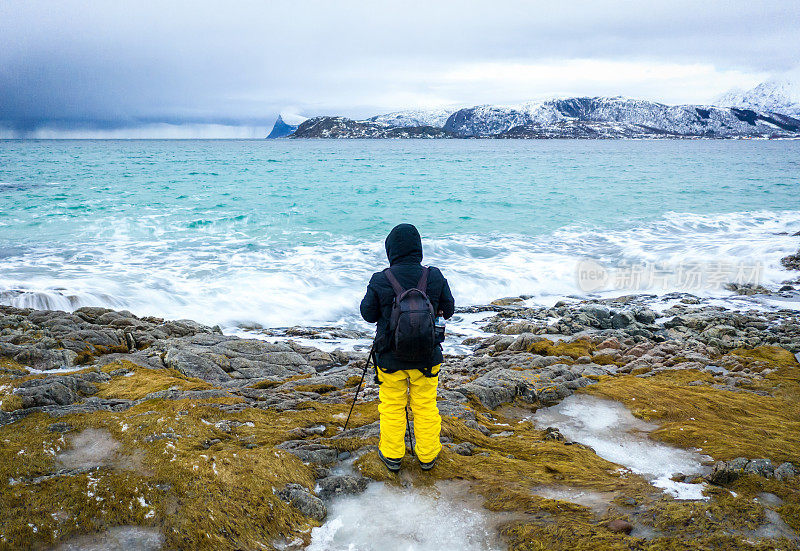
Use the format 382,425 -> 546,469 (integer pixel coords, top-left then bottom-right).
2,279 -> 800,548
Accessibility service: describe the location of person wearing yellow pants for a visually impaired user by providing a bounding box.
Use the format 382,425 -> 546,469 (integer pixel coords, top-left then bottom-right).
360,224 -> 455,472
376,365 -> 442,466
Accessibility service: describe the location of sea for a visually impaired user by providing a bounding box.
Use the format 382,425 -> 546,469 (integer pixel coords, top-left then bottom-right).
1,139 -> 799,346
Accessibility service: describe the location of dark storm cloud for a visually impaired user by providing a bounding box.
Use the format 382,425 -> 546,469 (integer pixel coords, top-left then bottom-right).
1,0 -> 799,136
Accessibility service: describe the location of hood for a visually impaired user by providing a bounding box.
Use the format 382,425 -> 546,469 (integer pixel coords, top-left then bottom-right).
385,223 -> 423,265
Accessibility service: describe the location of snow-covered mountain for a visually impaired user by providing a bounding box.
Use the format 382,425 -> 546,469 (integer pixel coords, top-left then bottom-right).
715,79 -> 800,118
282,95 -> 800,139
443,105 -> 532,136
366,108 -> 455,128
290,116 -> 453,138
443,97 -> 800,137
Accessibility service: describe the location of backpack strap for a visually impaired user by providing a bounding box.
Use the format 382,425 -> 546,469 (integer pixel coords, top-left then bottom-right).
383,268 -> 405,296
416,266 -> 429,293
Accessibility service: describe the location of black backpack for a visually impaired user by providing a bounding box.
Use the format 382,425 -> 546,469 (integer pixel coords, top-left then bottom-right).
383,266 -> 437,362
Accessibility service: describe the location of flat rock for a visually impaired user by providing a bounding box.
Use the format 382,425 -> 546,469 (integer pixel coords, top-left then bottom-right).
162,349 -> 231,382
276,440 -> 338,465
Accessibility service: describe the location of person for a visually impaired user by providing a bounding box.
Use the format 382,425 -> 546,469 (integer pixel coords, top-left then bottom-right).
360,223 -> 455,472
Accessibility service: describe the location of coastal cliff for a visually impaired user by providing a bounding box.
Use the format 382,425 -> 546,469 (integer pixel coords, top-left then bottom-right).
2,269 -> 800,549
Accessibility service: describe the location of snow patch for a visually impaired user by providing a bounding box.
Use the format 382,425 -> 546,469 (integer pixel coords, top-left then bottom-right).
716,78 -> 800,117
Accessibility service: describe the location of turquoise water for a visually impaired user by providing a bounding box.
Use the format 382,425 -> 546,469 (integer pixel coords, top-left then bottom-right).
1,139 -> 799,329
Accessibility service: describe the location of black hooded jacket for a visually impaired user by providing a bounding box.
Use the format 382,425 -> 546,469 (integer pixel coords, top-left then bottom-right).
360,224 -> 455,374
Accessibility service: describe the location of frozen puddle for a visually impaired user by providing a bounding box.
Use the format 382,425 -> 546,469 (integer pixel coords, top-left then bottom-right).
53,526 -> 163,550
308,481 -> 505,551
57,428 -> 122,470
532,395 -> 710,500
531,486 -> 615,516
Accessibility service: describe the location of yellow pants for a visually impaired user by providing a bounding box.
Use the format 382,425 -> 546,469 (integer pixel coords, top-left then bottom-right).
376,365 -> 442,463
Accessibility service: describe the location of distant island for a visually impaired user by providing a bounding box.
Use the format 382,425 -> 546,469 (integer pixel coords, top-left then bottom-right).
267,79 -> 800,139
265,115 -> 301,138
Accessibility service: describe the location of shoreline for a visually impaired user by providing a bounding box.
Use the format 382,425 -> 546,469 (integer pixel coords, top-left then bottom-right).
1,285 -> 799,549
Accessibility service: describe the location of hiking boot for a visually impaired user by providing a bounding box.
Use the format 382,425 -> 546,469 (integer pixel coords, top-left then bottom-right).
378,450 -> 401,473
419,454 -> 438,471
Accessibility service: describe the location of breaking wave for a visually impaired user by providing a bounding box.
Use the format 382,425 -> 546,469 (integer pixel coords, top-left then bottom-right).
0,209 -> 798,329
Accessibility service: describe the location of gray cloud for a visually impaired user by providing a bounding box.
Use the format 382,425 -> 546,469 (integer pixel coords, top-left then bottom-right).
1,0 -> 799,136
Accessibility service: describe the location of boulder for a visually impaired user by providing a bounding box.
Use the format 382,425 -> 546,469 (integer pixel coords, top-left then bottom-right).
316,475 -> 369,500
709,457 -> 750,484
15,380 -> 77,408
456,368 -> 537,409
543,427 -> 566,442
71,328 -> 127,348
743,458 -> 774,478
437,399 -> 476,421
278,483 -> 326,521
493,335 -> 517,352
578,305 -> 611,327
508,333 -> 546,352
73,306 -> 117,323
162,319 -> 213,337
605,519 -> 633,535
536,383 -> 572,406
611,311 -> 636,329
774,462 -> 797,481
779,251 -> 800,271
450,442 -> 476,456
596,337 -> 622,350
276,441 -> 338,465
633,308 -> 657,325
13,348 -> 78,371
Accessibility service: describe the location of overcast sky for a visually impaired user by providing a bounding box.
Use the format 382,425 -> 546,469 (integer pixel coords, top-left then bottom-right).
1,0 -> 799,137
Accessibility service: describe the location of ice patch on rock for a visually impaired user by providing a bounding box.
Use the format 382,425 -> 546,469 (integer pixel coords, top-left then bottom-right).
53,526 -> 163,550
26,365 -> 88,375
532,395 -> 710,500
308,481 -> 503,551
531,486 -> 614,515
57,428 -> 121,470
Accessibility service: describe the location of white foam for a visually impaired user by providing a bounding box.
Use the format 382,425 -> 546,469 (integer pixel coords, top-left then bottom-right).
0,210 -> 798,330
532,395 -> 710,500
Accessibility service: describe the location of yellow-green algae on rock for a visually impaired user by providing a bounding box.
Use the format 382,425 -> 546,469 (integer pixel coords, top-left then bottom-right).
349,399 -> 799,550
584,348 -> 800,463
95,360 -> 213,400
570,346 -> 800,550
2,303 -> 800,551
1,357 -> 45,412
0,362 -> 384,550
